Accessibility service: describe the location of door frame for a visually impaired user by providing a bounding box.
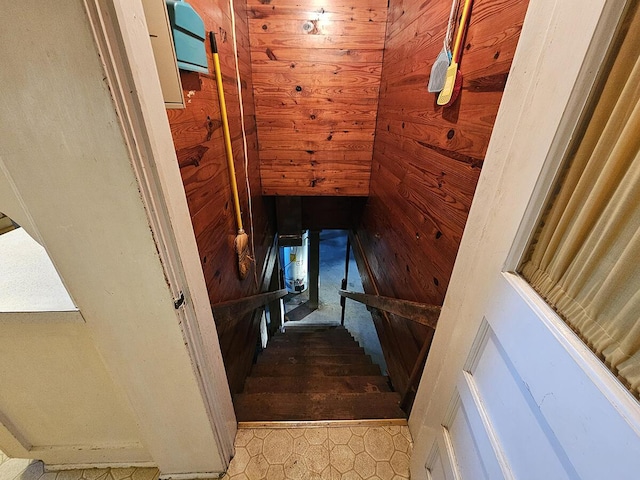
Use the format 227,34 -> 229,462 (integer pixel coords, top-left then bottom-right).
84,0 -> 237,465
409,0 -> 632,477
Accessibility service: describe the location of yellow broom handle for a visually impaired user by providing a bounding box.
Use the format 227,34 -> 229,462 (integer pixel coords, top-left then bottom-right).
211,34 -> 244,232
451,0 -> 472,63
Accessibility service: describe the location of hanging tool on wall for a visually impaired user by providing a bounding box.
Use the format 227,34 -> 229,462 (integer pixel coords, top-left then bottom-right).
209,31 -> 252,280
428,0 -> 459,93
437,0 -> 473,106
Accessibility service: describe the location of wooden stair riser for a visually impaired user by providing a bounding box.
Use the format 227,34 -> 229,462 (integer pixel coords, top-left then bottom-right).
282,326 -> 347,332
261,345 -> 365,356
256,354 -> 372,365
233,392 -> 404,421
243,375 -> 391,394
279,326 -> 350,333
266,342 -> 359,351
269,333 -> 357,343
274,332 -> 355,341
249,363 -> 382,377
280,327 -> 349,333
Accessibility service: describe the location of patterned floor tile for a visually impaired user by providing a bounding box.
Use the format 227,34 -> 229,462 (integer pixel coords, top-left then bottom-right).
221,425 -> 412,479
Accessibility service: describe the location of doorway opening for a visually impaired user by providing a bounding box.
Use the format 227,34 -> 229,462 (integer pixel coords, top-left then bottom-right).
233,229 -> 404,423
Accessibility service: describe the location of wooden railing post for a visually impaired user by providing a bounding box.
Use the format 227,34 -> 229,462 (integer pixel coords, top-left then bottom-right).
340,236 -> 351,326
308,230 -> 320,310
399,335 -> 432,410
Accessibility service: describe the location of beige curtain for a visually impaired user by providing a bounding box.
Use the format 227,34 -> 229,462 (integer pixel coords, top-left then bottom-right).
520,5 -> 640,399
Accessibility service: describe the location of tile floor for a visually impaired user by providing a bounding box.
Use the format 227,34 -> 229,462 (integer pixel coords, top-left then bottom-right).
221,425 -> 412,480
0,455 -> 158,480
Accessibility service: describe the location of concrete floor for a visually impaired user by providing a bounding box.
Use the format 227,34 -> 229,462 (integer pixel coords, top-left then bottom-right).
282,230 -> 387,375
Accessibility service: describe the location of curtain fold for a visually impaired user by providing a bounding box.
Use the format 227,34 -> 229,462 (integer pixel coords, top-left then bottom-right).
520,6 -> 640,398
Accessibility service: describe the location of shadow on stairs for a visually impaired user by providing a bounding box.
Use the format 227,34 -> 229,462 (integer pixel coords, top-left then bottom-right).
233,324 -> 406,423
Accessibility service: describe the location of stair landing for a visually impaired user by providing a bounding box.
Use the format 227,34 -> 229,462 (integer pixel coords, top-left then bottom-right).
234,325 -> 405,422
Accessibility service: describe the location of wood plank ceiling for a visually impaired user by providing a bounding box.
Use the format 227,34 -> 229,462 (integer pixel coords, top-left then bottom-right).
248,0 -> 387,196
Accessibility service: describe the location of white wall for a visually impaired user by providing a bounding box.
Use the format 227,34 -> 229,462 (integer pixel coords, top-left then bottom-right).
0,0 -> 230,475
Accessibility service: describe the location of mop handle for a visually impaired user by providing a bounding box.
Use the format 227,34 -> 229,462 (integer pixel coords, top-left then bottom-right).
444,0 -> 458,50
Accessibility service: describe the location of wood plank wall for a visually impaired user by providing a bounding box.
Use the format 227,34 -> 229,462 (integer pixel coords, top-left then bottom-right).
356,0 -> 530,403
248,0 -> 387,196
166,0 -> 274,393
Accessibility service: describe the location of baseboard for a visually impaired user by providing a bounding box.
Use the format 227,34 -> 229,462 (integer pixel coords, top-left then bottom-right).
45,462 -> 156,471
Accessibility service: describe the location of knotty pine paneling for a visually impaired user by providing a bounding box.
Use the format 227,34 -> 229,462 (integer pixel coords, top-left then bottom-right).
356,0 -> 529,407
248,0 -> 387,196
361,0 -> 529,304
166,0 -> 274,394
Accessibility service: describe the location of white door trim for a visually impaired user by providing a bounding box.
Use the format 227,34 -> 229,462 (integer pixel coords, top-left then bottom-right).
409,0 -> 630,478
83,0 -> 236,464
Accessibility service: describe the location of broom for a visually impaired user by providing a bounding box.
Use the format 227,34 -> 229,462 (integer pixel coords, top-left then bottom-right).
210,31 -> 252,280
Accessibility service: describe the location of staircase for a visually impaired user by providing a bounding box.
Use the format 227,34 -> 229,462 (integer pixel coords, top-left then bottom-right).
234,324 -> 405,422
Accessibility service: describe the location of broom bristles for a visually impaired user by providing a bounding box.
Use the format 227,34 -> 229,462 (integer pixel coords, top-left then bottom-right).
234,229 -> 252,280
444,72 -> 463,107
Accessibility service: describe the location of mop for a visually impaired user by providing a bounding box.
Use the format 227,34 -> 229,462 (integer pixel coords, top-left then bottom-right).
428,0 -> 459,93
437,0 -> 473,106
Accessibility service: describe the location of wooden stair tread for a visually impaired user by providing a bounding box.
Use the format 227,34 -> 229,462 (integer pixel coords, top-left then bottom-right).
279,327 -> 351,334
267,341 -> 359,350
261,345 -> 365,356
279,327 -> 348,331
275,327 -> 351,333
234,392 -> 404,421
282,324 -> 344,331
269,336 -> 357,345
243,375 -> 391,394
256,354 -> 372,365
274,332 -> 354,340
249,363 -> 382,377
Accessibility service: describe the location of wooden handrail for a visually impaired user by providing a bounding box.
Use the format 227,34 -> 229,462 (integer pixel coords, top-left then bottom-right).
339,287 -> 439,410
212,288 -> 287,324
338,289 -> 440,329
347,230 -> 442,413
